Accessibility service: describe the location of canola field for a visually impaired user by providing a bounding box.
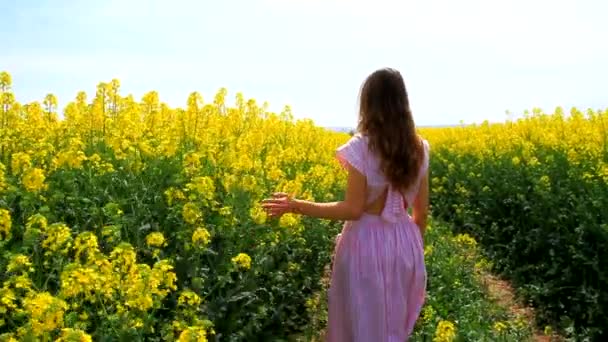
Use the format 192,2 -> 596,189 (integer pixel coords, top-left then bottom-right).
0,71 -> 605,341
421,108 -> 608,340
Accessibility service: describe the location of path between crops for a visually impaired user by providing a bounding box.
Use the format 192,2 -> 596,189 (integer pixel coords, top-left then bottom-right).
479,272 -> 562,342
302,269 -> 564,342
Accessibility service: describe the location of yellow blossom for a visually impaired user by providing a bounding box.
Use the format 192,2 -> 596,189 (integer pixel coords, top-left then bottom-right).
433,320 -> 456,342
0,162 -> 8,192
11,152 -> 31,174
183,152 -> 202,176
231,253 -> 252,270
109,243 -> 138,274
178,290 -> 202,307
538,175 -> 551,189
192,227 -> 211,247
493,321 -> 508,333
42,223 -> 73,255
21,167 -> 47,192
165,187 -> 186,206
249,204 -> 267,225
23,292 -> 68,336
279,214 -> 299,229
0,288 -> 18,314
7,254 -> 33,273
182,202 -> 202,224
73,231 -> 99,261
0,209 -> 11,240
57,328 -> 93,342
178,326 -> 208,342
186,176 -> 215,201
421,305 -> 435,323
146,232 -> 167,248
453,234 -> 477,248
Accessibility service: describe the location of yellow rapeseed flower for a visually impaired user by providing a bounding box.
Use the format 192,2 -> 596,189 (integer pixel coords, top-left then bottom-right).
454,233 -> 477,248
22,167 -> 47,192
421,305 -> 436,323
146,232 -> 167,248
279,214 -> 299,229
23,292 -> 68,336
493,321 -> 507,333
11,152 -> 31,174
74,231 -> 99,261
178,326 -> 208,342
68,150 -> 88,169
6,274 -> 33,291
109,243 -> 138,273
57,328 -> 93,342
183,152 -> 202,176
98,161 -> 115,174
182,202 -> 201,225
59,264 -> 101,299
249,204 -> 267,225
433,320 -> 456,342
7,254 -> 33,273
178,290 -> 202,307
0,288 -> 18,314
42,223 -> 73,255
152,259 -> 178,293
186,176 -> 215,201
538,175 -> 551,189
231,253 -> 252,270
0,162 -> 8,192
192,227 -> 211,247
165,187 -> 186,206
0,209 -> 11,240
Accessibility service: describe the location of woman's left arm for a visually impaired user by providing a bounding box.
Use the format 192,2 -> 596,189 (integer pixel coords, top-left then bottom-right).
262,162 -> 367,221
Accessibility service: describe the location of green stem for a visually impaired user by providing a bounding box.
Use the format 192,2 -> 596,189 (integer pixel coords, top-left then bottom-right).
96,292 -> 120,336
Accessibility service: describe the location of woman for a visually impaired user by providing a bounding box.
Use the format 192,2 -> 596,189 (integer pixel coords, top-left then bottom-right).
262,67 -> 430,341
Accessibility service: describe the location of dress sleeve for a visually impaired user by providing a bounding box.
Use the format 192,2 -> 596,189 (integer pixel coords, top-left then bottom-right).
336,134 -> 367,175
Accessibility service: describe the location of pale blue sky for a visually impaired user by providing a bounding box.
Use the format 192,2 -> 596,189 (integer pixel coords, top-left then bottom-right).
1,0 -> 606,127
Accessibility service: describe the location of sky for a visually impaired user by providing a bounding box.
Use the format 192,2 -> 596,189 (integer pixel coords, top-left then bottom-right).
1,0 -> 607,128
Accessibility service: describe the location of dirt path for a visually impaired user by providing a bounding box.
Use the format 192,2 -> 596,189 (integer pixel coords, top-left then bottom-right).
480,272 -> 562,342
298,266 -> 564,342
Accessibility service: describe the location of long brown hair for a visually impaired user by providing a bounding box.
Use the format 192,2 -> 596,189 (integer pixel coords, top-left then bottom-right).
356,68 -> 423,192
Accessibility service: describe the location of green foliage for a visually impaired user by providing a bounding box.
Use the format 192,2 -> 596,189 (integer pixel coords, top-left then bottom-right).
428,113 -> 608,340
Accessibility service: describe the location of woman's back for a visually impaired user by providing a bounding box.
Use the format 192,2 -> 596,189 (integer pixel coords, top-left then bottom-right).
336,132 -> 430,220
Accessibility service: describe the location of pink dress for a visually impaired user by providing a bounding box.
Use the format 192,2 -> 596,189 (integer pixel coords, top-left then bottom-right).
327,133 -> 430,342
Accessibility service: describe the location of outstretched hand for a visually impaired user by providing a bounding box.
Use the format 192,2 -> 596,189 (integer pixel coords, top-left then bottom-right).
261,192 -> 294,218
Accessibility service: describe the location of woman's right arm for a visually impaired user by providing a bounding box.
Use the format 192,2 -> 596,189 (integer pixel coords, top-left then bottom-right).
412,168 -> 429,238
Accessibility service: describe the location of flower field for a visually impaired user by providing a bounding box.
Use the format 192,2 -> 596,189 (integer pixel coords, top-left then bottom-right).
0,72 -> 354,341
0,70 -> 604,341
420,109 -> 608,340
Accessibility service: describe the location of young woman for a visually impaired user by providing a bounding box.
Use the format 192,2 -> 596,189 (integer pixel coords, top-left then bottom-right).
262,67 -> 430,341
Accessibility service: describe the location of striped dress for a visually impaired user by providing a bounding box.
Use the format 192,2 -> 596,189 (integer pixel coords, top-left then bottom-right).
327,133 -> 430,342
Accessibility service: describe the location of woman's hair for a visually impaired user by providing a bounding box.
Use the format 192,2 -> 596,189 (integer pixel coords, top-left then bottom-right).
356,67 -> 424,192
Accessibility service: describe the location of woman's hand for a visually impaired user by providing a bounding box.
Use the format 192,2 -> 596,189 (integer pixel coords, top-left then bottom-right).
261,192 -> 297,218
